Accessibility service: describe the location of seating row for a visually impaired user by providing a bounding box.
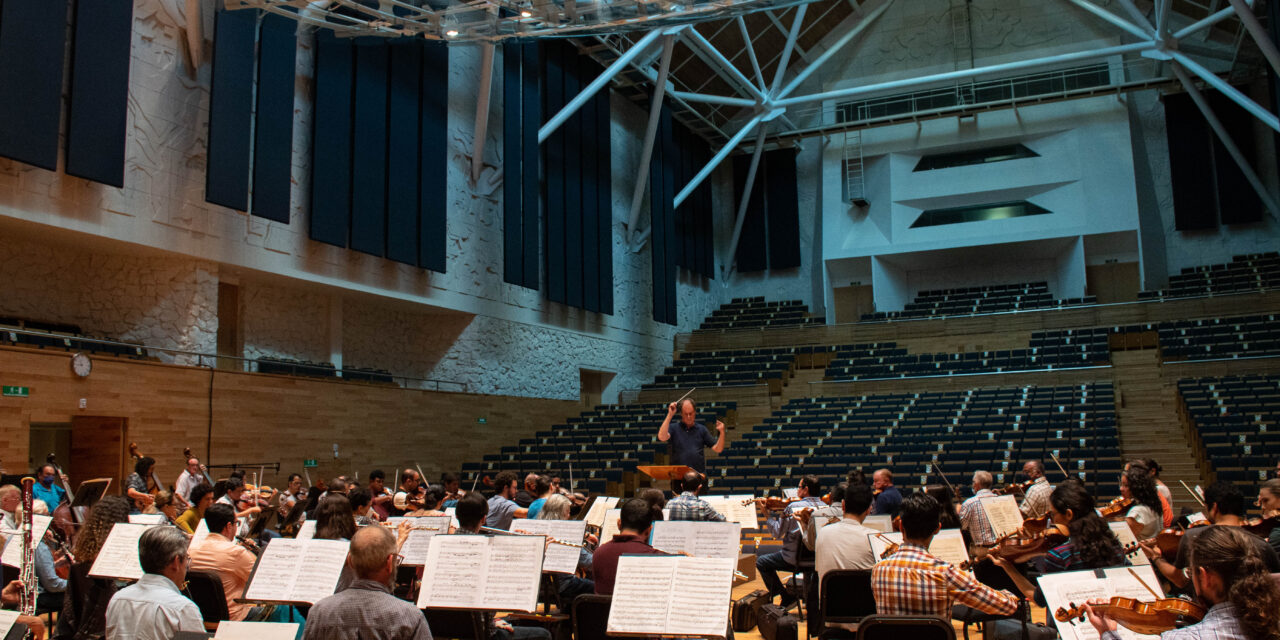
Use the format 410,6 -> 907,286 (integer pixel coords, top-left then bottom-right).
1140,252 -> 1280,300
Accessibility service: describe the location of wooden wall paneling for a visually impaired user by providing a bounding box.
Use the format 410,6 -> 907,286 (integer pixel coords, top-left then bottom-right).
70,416 -> 126,491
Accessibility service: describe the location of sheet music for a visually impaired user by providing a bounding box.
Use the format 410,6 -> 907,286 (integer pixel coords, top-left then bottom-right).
243,538 -> 350,604
866,529 -> 969,567
649,521 -> 741,559
1,514 -> 52,568
396,516 -> 453,566
600,509 -> 623,541
862,515 -> 893,532
128,513 -> 167,525
213,621 -> 301,640
584,497 -> 620,528
979,495 -> 1024,538
782,488 -> 799,499
511,519 -> 588,574
1038,565 -> 1164,640
0,610 -> 19,640
700,496 -> 756,530
294,520 -> 316,541
417,534 -> 544,612
89,522 -> 152,580
444,507 -> 460,529
607,555 -> 733,638
1107,522 -> 1148,565
189,519 -> 210,550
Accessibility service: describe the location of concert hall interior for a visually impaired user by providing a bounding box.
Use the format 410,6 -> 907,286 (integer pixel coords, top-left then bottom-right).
1,0 -> 1280,638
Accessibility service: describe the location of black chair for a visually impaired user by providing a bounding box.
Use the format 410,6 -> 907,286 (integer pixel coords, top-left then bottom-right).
817,570 -> 876,640
572,594 -> 612,640
184,570 -> 230,631
424,609 -> 488,640
855,615 -> 955,640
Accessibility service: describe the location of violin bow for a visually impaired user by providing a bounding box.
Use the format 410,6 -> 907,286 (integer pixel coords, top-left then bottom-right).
1049,453 -> 1070,478
930,459 -> 960,499
1179,480 -> 1207,508
1128,567 -> 1162,600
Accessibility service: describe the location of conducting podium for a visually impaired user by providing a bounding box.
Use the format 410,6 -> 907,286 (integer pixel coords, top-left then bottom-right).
636,465 -> 692,481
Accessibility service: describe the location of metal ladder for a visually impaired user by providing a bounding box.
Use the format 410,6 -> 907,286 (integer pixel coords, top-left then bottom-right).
842,130 -> 867,206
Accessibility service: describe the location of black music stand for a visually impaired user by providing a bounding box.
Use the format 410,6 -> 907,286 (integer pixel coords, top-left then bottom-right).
72,478 -> 111,509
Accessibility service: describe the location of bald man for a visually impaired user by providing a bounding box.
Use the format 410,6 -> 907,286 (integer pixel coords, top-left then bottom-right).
657,399 -> 725,473
869,469 -> 902,518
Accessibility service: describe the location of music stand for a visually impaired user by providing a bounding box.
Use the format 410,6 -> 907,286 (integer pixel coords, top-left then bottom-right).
635,466 -> 692,481
246,508 -> 276,540
280,500 -> 308,536
72,478 -> 111,510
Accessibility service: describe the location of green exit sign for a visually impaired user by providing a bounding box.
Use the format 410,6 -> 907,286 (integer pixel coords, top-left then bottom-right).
2,386 -> 28,398
303,459 -> 318,468
477,417 -> 487,424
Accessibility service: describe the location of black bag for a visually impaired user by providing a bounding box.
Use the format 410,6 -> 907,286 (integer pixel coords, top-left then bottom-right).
732,590 -> 768,632
757,603 -> 799,640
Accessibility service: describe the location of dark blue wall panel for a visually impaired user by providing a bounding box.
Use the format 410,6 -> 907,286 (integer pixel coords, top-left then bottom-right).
650,106 -> 677,325
386,41 -> 421,266
310,34 -> 353,247
543,43 -> 567,305
734,153 -> 768,272
563,49 -> 584,310
206,8 -> 258,211
350,40 -> 389,257
581,76 -> 600,314
520,43 -> 541,289
502,43 -> 524,285
419,42 -> 448,272
250,14 -> 297,223
0,0 -> 70,171
65,0 -> 133,187
765,148 -> 801,269
596,89 -> 613,315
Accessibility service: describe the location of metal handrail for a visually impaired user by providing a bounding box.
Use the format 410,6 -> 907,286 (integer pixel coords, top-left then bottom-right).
0,326 -> 468,393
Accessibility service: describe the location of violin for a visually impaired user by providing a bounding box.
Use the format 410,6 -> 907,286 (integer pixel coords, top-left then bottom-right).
1141,520 -> 1210,559
1019,513 -> 1050,535
994,479 -> 1034,496
1099,496 -> 1132,519
876,533 -> 900,559
984,524 -> 1070,564
1055,596 -> 1206,635
1241,512 -> 1280,538
745,496 -> 802,510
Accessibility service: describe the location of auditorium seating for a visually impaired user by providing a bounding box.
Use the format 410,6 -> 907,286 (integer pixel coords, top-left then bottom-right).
461,401 -> 739,495
860,282 -> 1097,322
1157,313 -> 1280,360
710,383 -> 1121,499
823,329 -> 1110,381
642,346 -> 803,392
1178,374 -> 1279,491
0,317 -> 147,358
1140,252 -> 1280,300
256,357 -> 338,378
695,297 -> 824,332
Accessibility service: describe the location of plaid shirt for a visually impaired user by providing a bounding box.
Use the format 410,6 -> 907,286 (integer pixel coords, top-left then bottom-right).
871,543 -> 1018,617
1020,477 -> 1053,519
959,489 -> 998,545
1101,603 -> 1242,640
666,492 -> 726,522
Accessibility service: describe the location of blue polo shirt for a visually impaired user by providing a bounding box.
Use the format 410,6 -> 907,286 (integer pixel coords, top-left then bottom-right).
668,421 -> 717,472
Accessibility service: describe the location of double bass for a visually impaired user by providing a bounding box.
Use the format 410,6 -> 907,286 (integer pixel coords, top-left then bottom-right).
127,442 -> 164,511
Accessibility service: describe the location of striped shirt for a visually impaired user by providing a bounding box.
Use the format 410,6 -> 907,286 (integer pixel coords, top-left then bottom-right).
871,543 -> 1018,617
666,492 -> 726,522
959,489 -> 998,545
1020,477 -> 1053,519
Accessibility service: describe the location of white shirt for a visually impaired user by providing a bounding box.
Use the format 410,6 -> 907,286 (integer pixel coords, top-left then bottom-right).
1127,504 -> 1161,539
217,495 -> 251,537
105,573 -> 204,640
174,470 -> 203,503
815,517 -> 878,579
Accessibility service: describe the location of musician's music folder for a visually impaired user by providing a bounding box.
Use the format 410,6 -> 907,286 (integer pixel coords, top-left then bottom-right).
607,555 -> 735,638
415,534 -> 545,612
241,538 -> 350,605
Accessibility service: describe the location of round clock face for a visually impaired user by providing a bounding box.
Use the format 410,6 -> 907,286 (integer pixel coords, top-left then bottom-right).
71,352 -> 92,378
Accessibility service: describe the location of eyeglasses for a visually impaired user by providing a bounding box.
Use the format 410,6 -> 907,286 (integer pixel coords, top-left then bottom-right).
391,553 -> 404,568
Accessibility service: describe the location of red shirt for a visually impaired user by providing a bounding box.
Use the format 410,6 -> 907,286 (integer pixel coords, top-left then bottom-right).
591,533 -> 667,595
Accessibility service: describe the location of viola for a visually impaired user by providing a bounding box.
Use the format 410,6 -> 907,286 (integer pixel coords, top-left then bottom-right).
994,479 -> 1034,496
980,524 -> 1070,565
745,496 -> 803,510
876,534 -> 899,559
1055,596 -> 1206,635
1241,512 -> 1280,538
1099,496 -> 1132,519
1018,513 -> 1050,535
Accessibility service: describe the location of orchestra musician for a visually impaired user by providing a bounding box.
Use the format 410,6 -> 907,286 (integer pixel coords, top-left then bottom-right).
756,475 -> 825,609
391,469 -> 422,515
453,493 -> 553,640
124,456 -> 157,513
32,464 -> 67,511
1254,478 -> 1280,554
1139,482 -> 1280,592
0,579 -> 49,640
924,484 -> 963,530
525,475 -> 553,519
534,494 -> 595,601
514,473 -> 538,508
176,483 -> 214,534
1086,525 -> 1280,640
592,498 -> 666,595
872,492 -> 1019,617
1119,464 -> 1164,539
29,499 -> 67,617
441,472 -> 465,507
667,471 -> 725,522
349,488 -> 377,525
1143,458 -> 1175,527
657,399 -> 726,473
870,469 -> 903,518
406,484 -> 450,517
367,469 -> 395,521
174,456 -> 210,509
278,473 -> 306,518
813,482 -> 878,577
303,525 -> 432,640
188,504 -> 261,621
1125,460 -> 1173,529
799,482 -> 846,551
0,485 -> 20,529
1018,460 -> 1054,519
154,490 -> 181,526
484,471 -> 530,530
104,526 -> 203,639
57,496 -> 131,640
959,470 -> 1000,554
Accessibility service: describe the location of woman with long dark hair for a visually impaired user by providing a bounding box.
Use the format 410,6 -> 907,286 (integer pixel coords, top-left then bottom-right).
1087,525 -> 1280,640
56,496 -> 131,640
924,484 -> 961,530
1120,464 -> 1163,539
313,494 -> 357,542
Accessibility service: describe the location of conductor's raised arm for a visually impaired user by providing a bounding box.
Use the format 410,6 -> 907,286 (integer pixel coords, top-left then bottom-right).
711,420 -> 726,453
657,401 -> 678,442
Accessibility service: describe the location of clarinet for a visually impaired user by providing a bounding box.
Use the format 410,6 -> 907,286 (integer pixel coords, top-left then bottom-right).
19,477 -> 36,620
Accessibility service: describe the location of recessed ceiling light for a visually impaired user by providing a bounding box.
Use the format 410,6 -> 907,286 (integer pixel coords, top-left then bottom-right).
445,29 -> 459,36
520,10 -> 533,17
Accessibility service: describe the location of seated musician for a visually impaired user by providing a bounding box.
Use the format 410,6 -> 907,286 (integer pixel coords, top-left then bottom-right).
104,526 -> 203,639
1018,461 -> 1053,519
174,456 -> 208,509
871,493 -> 1019,617
1119,463 -> 1164,539
188,504 -> 258,621
367,469 -> 395,520
29,500 -> 67,616
406,485 -> 450,517
392,469 -> 422,515
56,495 -> 131,640
870,469 -> 903,518
303,525 -> 432,640
0,485 -> 18,529
667,471 -> 725,522
1141,481 -> 1280,591
958,470 -> 999,554
1143,458 -> 1175,527
592,498 -> 667,595
154,490 -> 180,526
453,493 -> 552,640
799,483 -> 845,552
441,472 -> 464,508
349,488 -> 376,525
757,475 -> 825,608
1254,478 -> 1280,555
485,471 -> 531,530
1086,525 -> 1280,640
533,494 -> 595,602
176,483 -> 214,534
813,482 -> 877,578
33,464 -> 67,511
514,474 -> 538,508
0,579 -> 49,639
279,473 -> 306,518
217,477 -> 260,537
991,479 -> 1128,606
525,475 -> 553,519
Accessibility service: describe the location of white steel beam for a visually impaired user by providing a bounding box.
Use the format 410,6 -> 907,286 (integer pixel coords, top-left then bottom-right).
682,27 -> 769,103
1156,0 -> 1173,35
667,90 -> 759,107
769,4 -> 808,96
737,16 -> 768,91
1170,51 -> 1280,131
626,35 -> 677,244
673,111 -> 769,208
471,43 -> 495,185
725,126 -> 769,278
1172,62 -> 1280,219
1226,0 -> 1280,79
539,26 -> 673,144
1172,5 -> 1241,40
777,0 -> 894,100
1063,0 -> 1154,40
1114,0 -> 1155,31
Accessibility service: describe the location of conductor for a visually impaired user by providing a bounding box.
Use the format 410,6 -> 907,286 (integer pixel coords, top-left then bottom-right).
658,399 -> 726,473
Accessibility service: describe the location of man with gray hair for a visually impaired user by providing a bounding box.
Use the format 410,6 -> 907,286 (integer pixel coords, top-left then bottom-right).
657,399 -> 726,473
303,525 -> 432,640
105,526 -> 203,639
958,470 -> 998,553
